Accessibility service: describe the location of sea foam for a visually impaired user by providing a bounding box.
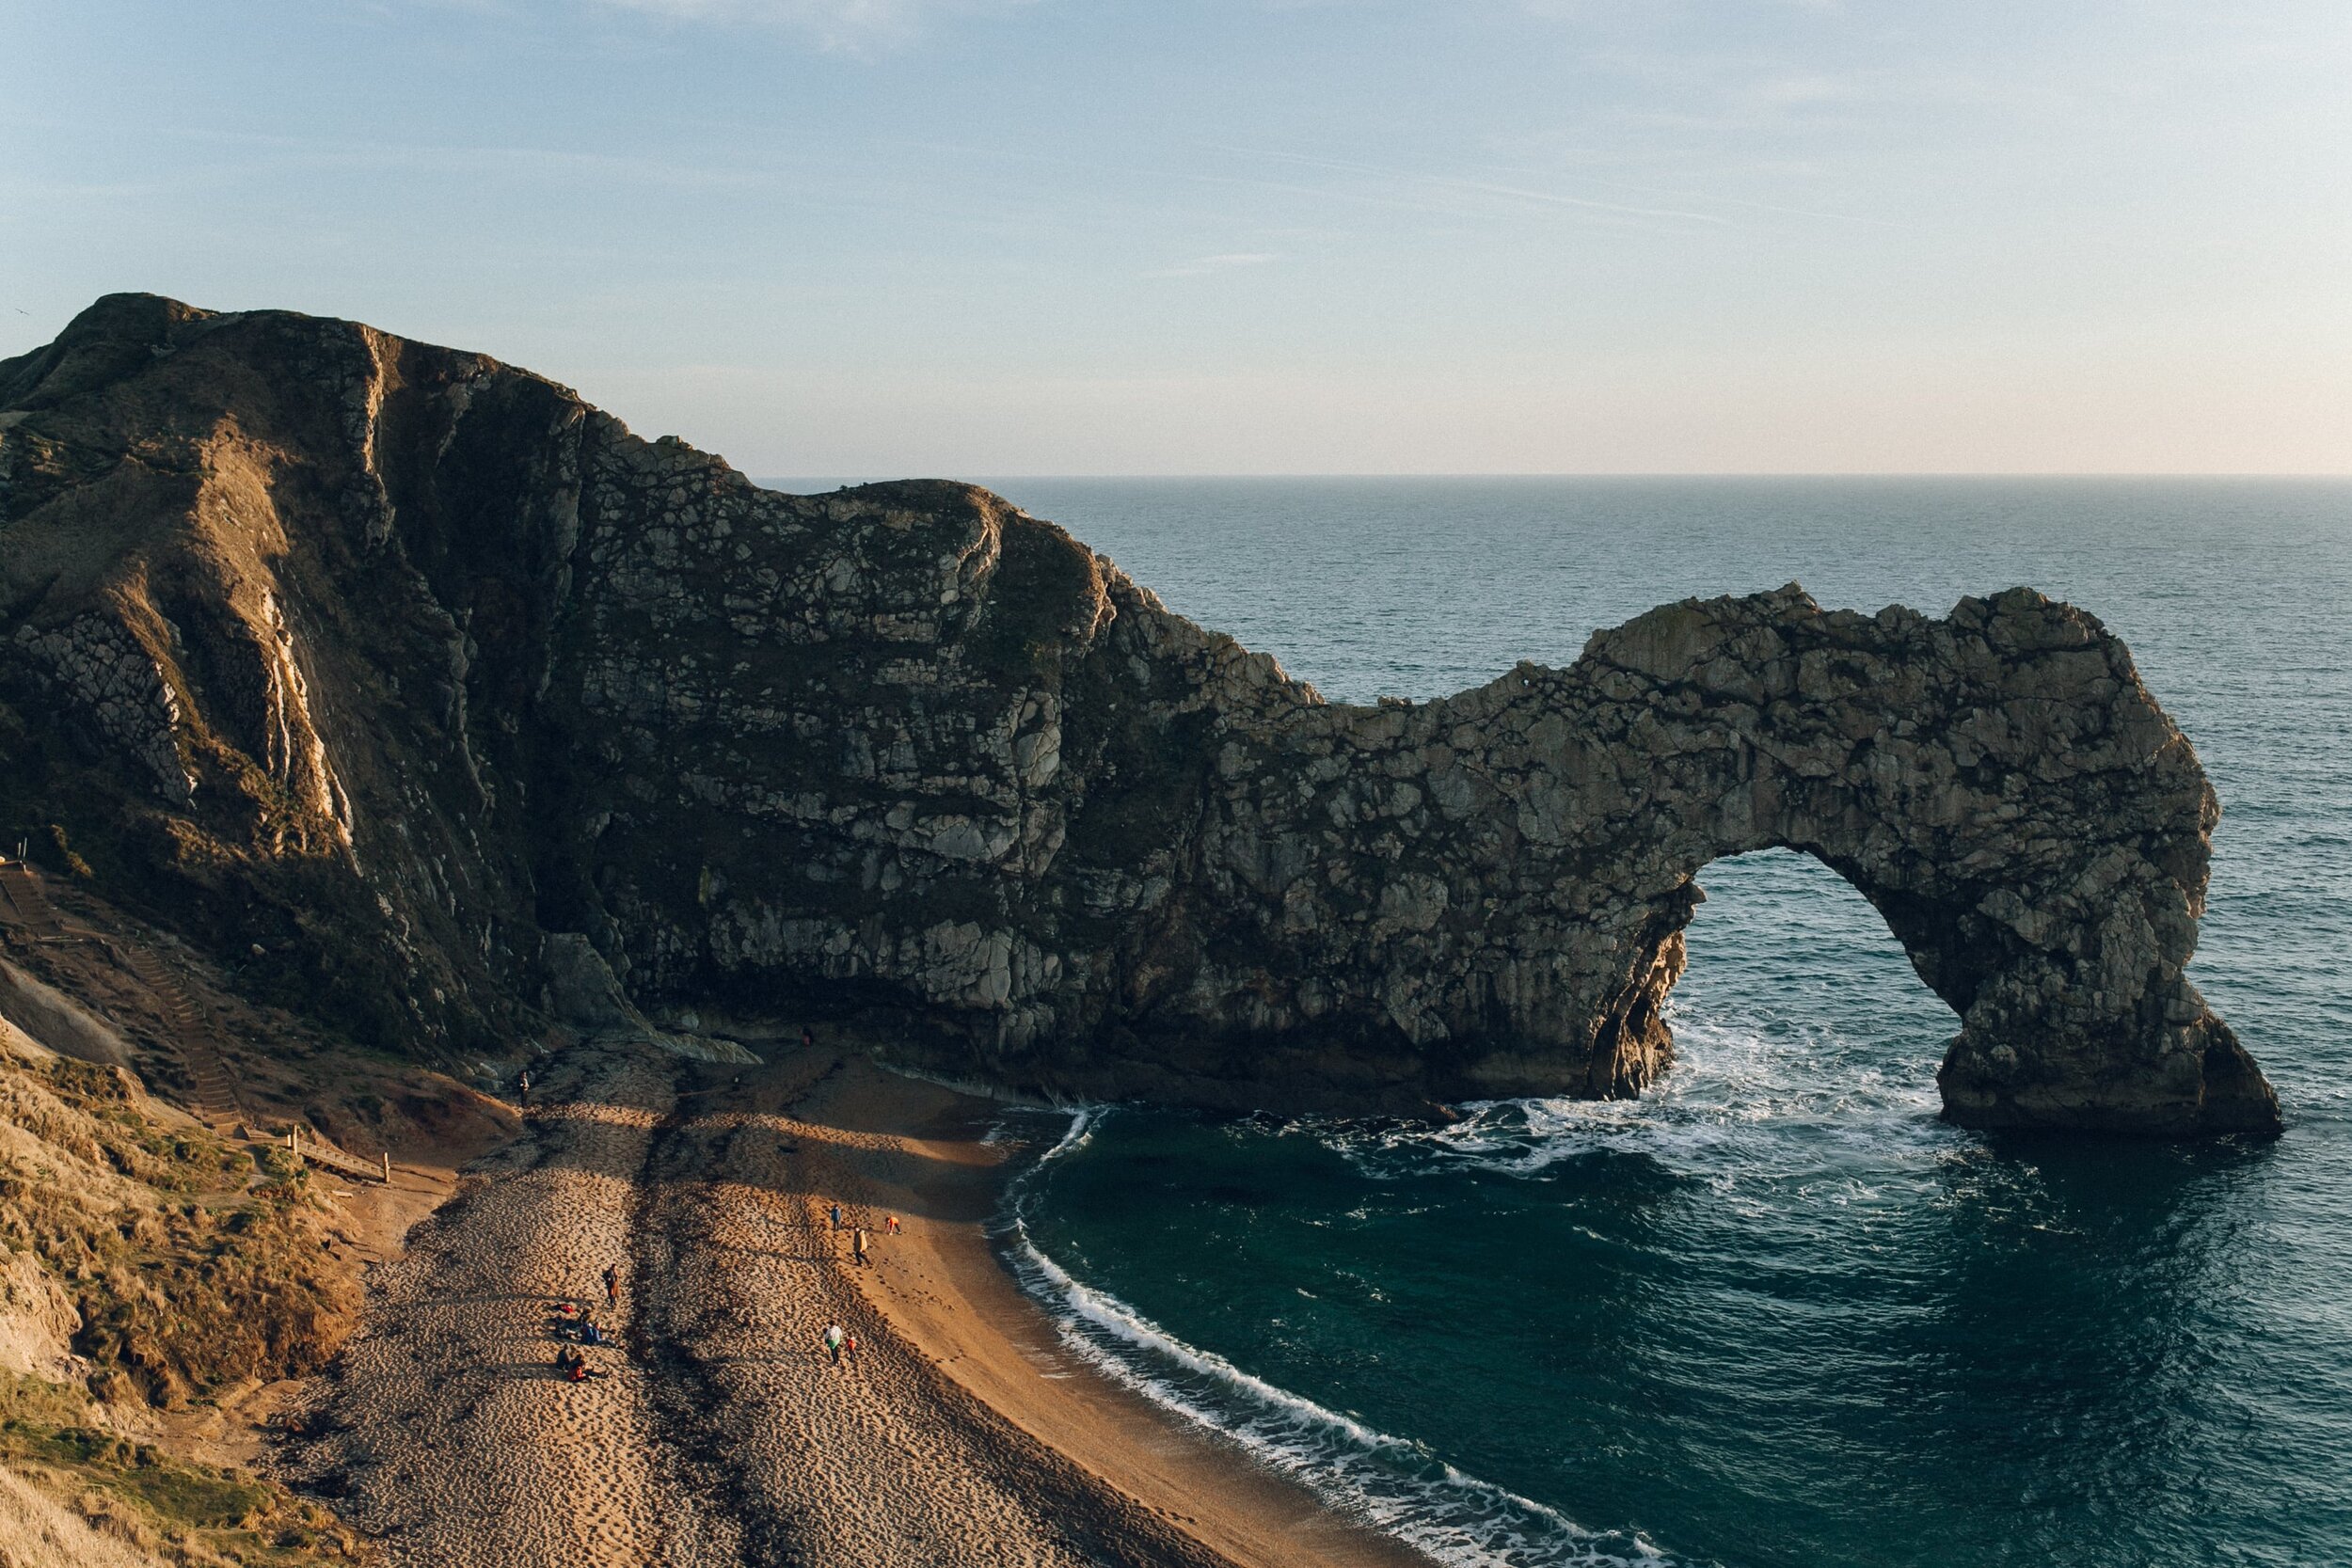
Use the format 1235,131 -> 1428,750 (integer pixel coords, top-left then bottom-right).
998,1107 -> 1670,1568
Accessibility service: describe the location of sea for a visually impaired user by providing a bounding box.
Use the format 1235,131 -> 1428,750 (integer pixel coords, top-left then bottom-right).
786,477 -> 2352,1568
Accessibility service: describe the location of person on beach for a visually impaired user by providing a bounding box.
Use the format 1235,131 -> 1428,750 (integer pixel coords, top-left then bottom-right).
830,1202 -> 843,1231
518,1069 -> 531,1107
603,1263 -> 620,1306
844,1331 -> 859,1364
823,1323 -> 845,1364
852,1227 -> 869,1266
884,1214 -> 901,1235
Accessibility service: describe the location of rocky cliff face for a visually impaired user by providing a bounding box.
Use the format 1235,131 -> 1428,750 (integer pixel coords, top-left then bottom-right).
0,295 -> 2280,1133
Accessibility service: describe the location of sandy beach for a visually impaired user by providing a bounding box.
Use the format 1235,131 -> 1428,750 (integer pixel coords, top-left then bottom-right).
284,1038 -> 1433,1568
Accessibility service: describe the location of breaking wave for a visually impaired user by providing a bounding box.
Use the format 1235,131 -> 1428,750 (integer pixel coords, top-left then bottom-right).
997,1107 -> 1671,1568
1326,1000 -> 1958,1190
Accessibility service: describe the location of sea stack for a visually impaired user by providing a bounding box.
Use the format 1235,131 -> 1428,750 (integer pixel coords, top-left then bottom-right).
0,294 -> 2280,1135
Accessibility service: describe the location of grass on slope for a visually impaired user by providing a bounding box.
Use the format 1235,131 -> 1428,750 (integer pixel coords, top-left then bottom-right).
0,1034 -> 368,1562
2,1370 -> 362,1564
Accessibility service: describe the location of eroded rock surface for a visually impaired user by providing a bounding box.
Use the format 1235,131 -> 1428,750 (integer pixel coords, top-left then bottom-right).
0,295 -> 2279,1132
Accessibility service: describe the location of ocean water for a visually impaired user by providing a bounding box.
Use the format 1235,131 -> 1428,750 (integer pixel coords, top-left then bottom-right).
800,477 -> 2352,1567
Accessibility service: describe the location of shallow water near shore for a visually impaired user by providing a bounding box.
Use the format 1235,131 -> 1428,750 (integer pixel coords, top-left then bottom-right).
789,477 -> 2352,1566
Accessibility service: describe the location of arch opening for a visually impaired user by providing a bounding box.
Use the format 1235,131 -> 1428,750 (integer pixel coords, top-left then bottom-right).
1668,847 -> 1961,1117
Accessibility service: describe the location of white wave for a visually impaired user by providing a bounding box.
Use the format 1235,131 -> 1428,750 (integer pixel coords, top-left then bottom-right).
1035,1102 -> 1101,1164
997,1108 -> 1669,1568
1327,999 -> 1958,1189
986,991 -> 1956,1566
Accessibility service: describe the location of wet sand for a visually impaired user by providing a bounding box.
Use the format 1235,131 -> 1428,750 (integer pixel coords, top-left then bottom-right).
287,1040 -> 1431,1568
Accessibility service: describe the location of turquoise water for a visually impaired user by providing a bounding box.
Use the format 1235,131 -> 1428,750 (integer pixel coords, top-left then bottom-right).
930,480 -> 2352,1568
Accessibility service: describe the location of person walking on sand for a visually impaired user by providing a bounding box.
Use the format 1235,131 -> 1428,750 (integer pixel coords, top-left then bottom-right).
852,1227 -> 869,1266
823,1323 -> 844,1365
830,1202 -> 843,1231
518,1069 -> 531,1108
844,1331 -> 859,1364
603,1263 -> 620,1307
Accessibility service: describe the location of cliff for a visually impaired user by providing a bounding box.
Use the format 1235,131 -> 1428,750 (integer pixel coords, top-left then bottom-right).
0,294 -> 2280,1133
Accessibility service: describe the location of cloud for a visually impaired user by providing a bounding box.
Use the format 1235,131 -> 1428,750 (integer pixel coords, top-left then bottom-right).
1145,252 -> 1280,278
586,0 -> 1028,52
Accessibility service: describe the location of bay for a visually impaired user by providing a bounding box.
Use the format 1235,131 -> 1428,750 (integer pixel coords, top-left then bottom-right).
780,476 -> 2352,1568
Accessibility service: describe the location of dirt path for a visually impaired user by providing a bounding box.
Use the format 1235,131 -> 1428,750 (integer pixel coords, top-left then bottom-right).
288,1045 -> 685,1562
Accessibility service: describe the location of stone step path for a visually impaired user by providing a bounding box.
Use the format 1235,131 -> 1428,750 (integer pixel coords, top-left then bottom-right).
0,859 -> 384,1179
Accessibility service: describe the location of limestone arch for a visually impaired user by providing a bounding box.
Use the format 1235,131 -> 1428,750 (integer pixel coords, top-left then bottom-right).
1275,585 -> 2285,1134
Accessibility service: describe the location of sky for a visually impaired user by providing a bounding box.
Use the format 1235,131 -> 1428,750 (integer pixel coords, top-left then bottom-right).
2,0 -> 2347,474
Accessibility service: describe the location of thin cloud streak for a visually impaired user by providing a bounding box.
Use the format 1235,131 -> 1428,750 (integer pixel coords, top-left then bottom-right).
1484,161 -> 1898,229
1208,145 -> 1731,225
585,0 -> 1032,52
1145,252 -> 1279,278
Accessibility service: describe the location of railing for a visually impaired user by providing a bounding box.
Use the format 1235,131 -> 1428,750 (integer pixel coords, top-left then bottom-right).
281,1122 -> 392,1184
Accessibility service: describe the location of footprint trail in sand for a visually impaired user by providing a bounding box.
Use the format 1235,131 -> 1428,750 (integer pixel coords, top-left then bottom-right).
290,1044 -> 1232,1568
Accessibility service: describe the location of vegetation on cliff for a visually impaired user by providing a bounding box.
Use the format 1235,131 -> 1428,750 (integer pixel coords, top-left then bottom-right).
0,1025 -> 363,1563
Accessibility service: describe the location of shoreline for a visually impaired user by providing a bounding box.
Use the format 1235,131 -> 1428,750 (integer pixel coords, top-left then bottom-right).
819,1054 -> 1438,1568
285,1037 -> 1436,1568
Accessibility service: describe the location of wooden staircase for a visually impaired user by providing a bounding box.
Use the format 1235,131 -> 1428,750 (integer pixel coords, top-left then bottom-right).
108,940 -> 246,1127
0,859 -> 62,936
0,859 -> 386,1181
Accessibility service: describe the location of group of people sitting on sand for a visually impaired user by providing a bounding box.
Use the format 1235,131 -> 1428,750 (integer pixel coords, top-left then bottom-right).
551,1298 -> 609,1343
548,1265 -> 625,1381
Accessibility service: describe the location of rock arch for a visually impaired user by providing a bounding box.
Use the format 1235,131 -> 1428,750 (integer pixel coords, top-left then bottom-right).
1155,585 -> 2280,1134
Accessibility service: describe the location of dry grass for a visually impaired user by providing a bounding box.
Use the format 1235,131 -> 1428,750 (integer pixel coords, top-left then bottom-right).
3,1370 -> 366,1565
0,1037 -> 367,1563
0,1045 -> 357,1405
